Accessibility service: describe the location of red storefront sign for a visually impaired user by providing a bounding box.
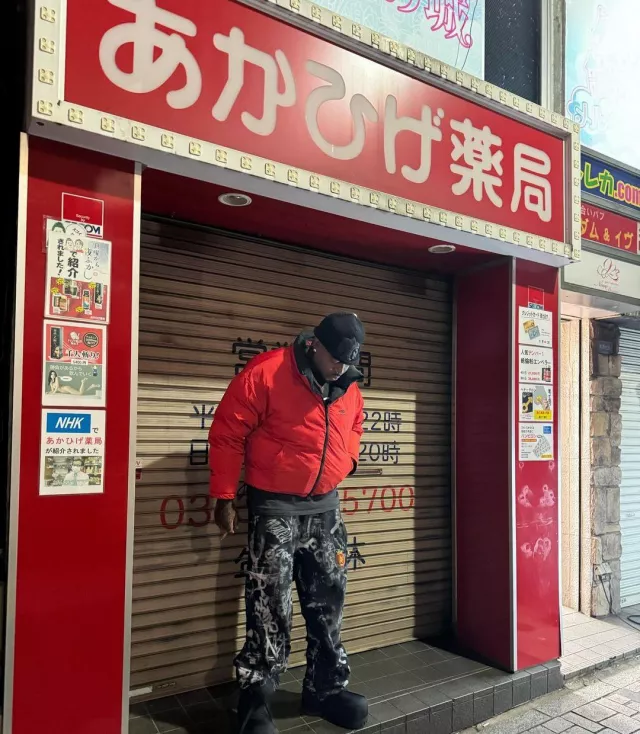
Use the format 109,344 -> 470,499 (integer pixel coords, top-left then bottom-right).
63,0 -> 566,242
581,203 -> 639,253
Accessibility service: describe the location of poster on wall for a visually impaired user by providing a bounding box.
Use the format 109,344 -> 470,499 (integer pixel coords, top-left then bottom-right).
45,219 -> 111,324
519,345 -> 553,384
519,423 -> 554,462
520,384 -> 553,422
566,0 -> 640,170
42,321 -> 106,407
518,307 -> 553,348
40,409 -> 105,496
307,0 -> 485,78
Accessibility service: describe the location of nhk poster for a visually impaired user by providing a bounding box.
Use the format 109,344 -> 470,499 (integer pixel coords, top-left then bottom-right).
43,321 -> 106,407
45,219 -> 111,324
519,423 -> 554,462
518,307 -> 553,348
40,409 -> 105,495
520,384 -> 553,422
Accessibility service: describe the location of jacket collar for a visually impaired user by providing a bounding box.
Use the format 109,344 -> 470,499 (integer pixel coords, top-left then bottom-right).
292,333 -> 363,403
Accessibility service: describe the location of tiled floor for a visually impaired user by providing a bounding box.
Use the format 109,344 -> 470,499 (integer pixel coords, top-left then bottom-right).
561,607 -> 640,679
461,651 -> 640,734
130,641 -> 563,734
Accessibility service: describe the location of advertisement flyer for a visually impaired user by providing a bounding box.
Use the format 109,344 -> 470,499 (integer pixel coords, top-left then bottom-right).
40,409 -> 105,495
519,345 -> 554,384
42,321 -> 106,407
520,384 -> 553,422
45,219 -> 111,324
518,307 -> 553,348
519,423 -> 554,462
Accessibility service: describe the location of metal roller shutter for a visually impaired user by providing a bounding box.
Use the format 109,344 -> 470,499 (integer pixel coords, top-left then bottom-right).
132,217 -> 453,698
620,328 -> 640,608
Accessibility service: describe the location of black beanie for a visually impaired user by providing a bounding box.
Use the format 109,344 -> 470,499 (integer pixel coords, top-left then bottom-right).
314,313 -> 365,365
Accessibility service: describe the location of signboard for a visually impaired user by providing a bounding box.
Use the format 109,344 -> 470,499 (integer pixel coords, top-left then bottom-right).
520,384 -> 553,422
45,220 -> 111,323
518,307 -> 553,349
581,202 -> 639,253
43,321 -> 106,407
563,249 -> 640,303
305,0 -> 485,78
519,423 -> 554,462
581,153 -> 640,217
40,409 -> 106,495
566,1 -> 640,170
519,345 -> 553,385
31,0 -> 580,260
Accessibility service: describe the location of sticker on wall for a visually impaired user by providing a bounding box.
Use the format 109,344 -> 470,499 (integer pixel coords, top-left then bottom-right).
518,307 -> 553,348
519,423 -> 554,462
40,409 -> 106,496
520,384 -> 553,422
42,321 -> 106,408
527,287 -> 545,310
45,219 -> 111,324
61,193 -> 105,238
519,345 -> 553,384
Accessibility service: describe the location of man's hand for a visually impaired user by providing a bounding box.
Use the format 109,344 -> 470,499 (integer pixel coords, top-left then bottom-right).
214,499 -> 238,539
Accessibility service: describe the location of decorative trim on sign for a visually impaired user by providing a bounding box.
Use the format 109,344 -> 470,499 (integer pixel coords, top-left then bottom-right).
31,0 -> 582,261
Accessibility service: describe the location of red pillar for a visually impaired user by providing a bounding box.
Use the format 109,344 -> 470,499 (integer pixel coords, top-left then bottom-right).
5,136 -> 139,734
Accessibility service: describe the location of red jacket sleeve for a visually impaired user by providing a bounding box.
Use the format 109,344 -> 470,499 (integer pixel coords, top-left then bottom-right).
208,366 -> 266,500
348,388 -> 364,474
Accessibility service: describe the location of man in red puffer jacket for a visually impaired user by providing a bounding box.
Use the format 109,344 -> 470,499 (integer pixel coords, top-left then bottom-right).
209,313 -> 367,734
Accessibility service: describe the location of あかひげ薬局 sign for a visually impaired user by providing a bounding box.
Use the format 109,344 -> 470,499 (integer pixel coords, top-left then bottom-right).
62,0 -> 566,242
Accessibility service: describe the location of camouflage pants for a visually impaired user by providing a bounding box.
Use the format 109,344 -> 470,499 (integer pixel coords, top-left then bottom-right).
235,509 -> 350,697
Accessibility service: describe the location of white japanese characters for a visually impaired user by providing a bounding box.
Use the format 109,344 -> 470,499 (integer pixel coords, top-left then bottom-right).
511,143 -> 552,223
450,118 -> 504,207
100,0 -> 202,109
305,60 -> 377,161
213,28 -> 296,136
99,0 -> 554,223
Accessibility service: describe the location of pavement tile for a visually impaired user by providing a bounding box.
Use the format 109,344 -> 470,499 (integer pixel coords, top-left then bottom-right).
564,727 -> 596,734
563,712 -> 605,732
600,715 -> 640,734
481,709 -> 550,734
574,703 -> 619,723
601,699 -> 638,718
544,717 -> 574,732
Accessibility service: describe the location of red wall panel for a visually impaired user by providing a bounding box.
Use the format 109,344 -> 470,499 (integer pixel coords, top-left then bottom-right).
514,261 -> 561,668
10,138 -> 136,734
455,262 -> 513,669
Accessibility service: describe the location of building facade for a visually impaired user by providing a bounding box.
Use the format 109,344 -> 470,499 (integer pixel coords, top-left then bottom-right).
4,1 -> 577,732
560,0 -> 640,620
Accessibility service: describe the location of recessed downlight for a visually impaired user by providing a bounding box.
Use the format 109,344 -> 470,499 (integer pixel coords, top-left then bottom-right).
428,244 -> 457,254
218,192 -> 252,207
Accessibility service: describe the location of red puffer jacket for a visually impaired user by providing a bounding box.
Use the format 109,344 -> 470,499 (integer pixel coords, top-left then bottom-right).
208,337 -> 364,500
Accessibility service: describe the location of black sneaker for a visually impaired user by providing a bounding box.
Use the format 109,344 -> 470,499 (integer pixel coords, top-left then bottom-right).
302,689 -> 368,730
237,684 -> 278,734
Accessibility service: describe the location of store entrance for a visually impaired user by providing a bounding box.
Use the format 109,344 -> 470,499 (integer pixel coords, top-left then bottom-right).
130,168 -> 505,702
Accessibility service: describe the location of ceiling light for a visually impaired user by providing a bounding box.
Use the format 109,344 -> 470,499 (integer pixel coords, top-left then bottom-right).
218,192 -> 252,207
428,244 -> 456,254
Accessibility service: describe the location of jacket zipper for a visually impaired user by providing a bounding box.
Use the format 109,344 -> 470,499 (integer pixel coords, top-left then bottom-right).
309,399 -> 330,495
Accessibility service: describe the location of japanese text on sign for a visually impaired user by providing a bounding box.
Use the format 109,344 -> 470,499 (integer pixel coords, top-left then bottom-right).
518,307 -> 553,349
65,0 -> 565,242
43,321 -> 106,408
581,203 -> 639,254
519,345 -> 553,384
40,409 -> 106,495
45,220 -> 112,324
519,423 -> 554,462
